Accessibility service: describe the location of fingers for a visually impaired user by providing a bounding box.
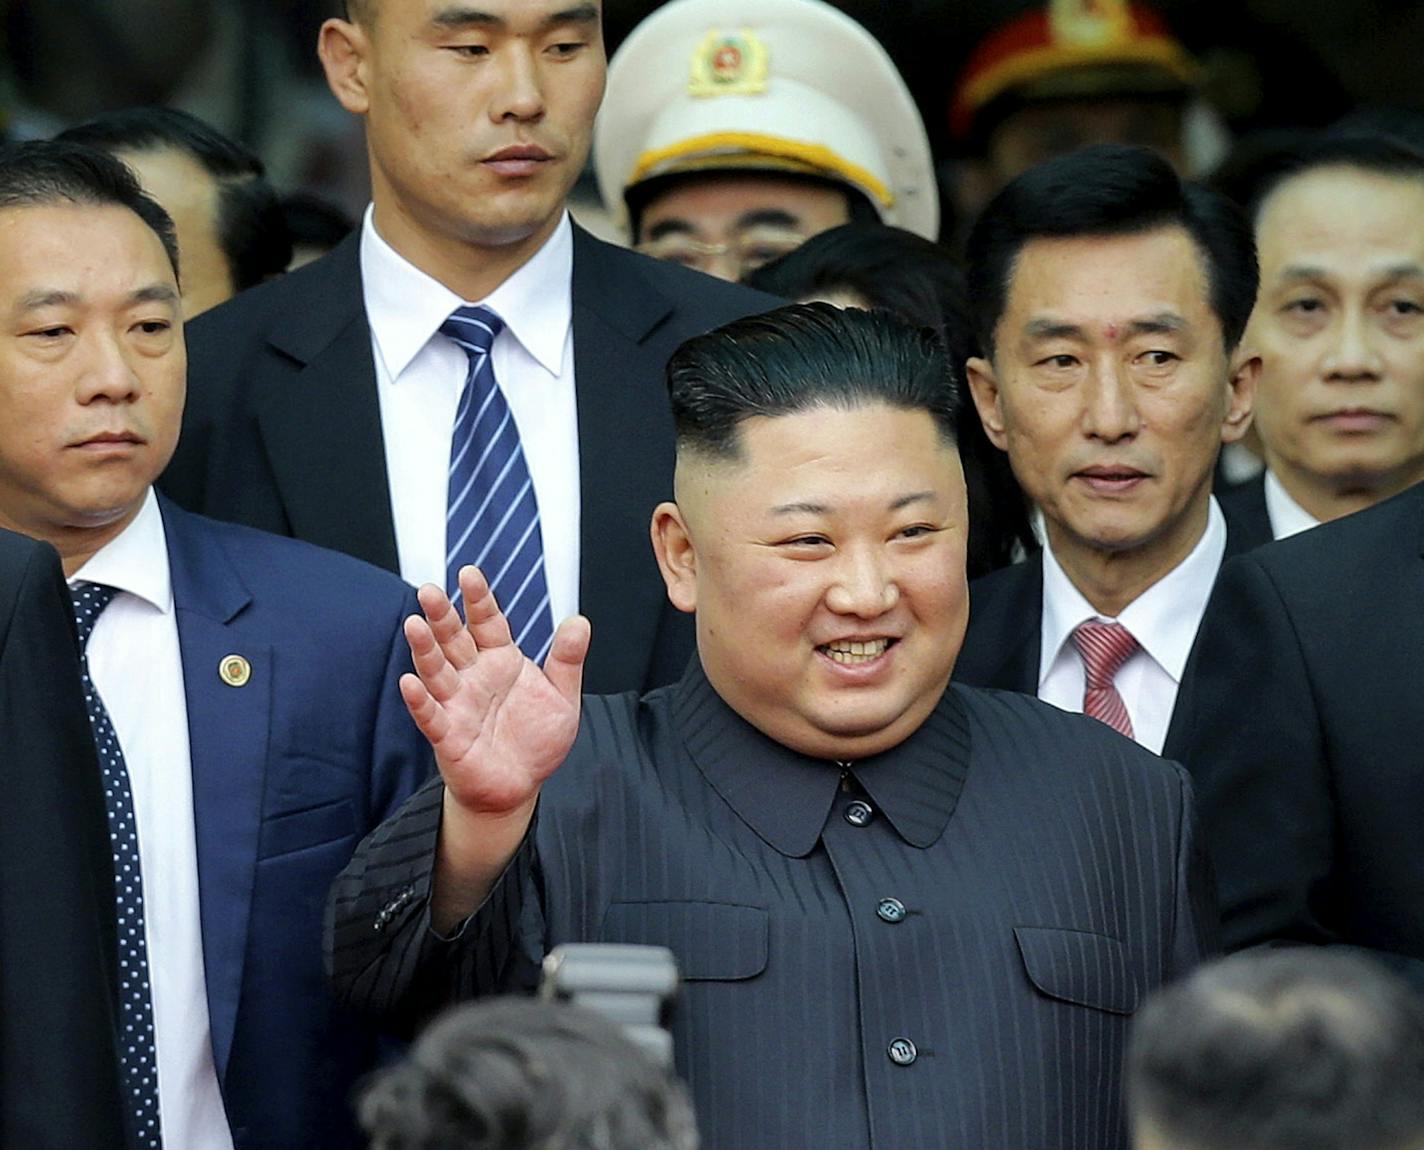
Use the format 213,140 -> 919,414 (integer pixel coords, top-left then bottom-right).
399,672 -> 450,747
543,615 -> 592,706
417,582 -> 477,672
458,566 -> 516,651
404,614 -> 466,704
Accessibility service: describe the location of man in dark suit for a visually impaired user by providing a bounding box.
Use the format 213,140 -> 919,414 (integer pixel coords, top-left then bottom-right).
0,141 -> 433,1148
954,146 -> 1260,757
1172,479 -> 1424,964
0,528 -> 126,1150
327,306 -> 1216,1150
1218,133 -> 1424,545
163,0 -> 776,695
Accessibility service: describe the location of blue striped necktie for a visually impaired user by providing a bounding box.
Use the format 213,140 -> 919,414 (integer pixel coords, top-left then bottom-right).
70,581 -> 164,1149
441,305 -> 555,663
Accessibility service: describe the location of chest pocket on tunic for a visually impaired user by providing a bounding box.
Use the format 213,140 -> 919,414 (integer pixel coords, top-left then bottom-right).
1013,925 -> 1141,1015
601,901 -> 768,982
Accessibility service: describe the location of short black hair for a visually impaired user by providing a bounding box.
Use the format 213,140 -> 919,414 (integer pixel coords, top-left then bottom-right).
0,139 -> 180,278
358,998 -> 699,1150
667,302 -> 960,460
1129,949 -> 1424,1150
966,143 -> 1258,355
1244,130 -> 1424,224
747,226 -> 1035,578
57,106 -> 292,291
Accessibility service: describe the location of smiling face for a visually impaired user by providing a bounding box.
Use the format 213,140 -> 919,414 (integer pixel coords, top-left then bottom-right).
968,227 -> 1255,588
0,202 -> 184,557
320,0 -> 606,263
651,403 -> 969,761
1248,166 -> 1424,515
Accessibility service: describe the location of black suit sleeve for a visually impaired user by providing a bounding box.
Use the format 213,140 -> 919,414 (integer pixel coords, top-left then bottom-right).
0,534 -> 127,1149
325,780 -> 542,1035
1174,553 -> 1336,951
1169,767 -> 1223,974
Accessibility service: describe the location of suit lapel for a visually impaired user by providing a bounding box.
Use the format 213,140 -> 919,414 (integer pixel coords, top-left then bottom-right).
569,227 -> 677,691
161,499 -> 269,1083
253,235 -> 400,572
962,559 -> 1044,693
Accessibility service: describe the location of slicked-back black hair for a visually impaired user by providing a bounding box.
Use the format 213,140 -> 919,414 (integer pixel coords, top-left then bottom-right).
57,106 -> 292,291
1130,949 -> 1424,1150
667,302 -> 959,460
0,139 -> 180,278
967,143 -> 1257,356
1244,130 -> 1424,224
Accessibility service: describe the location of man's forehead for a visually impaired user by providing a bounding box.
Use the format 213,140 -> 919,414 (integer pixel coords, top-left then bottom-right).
0,203 -> 178,306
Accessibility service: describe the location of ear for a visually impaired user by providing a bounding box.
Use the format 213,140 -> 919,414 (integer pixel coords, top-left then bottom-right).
318,18 -> 371,116
965,356 -> 1010,452
650,501 -> 698,615
1220,349 -> 1260,445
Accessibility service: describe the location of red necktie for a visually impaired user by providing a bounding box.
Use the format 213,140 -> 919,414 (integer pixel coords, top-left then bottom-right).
1071,620 -> 1140,740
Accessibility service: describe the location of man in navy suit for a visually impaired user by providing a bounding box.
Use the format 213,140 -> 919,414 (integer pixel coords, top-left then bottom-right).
0,142 -> 432,1148
164,0 -> 777,696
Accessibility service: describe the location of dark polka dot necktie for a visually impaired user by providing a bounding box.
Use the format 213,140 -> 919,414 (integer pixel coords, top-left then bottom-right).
70,581 -> 163,1149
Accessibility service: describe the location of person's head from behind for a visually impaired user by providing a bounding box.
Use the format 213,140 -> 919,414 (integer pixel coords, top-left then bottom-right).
965,144 -> 1258,608
0,141 -> 184,572
1243,132 -> 1424,522
747,224 -> 1034,578
1129,949 -> 1424,1150
358,997 -> 698,1150
57,106 -> 291,318
318,0 -> 606,264
652,303 -> 969,762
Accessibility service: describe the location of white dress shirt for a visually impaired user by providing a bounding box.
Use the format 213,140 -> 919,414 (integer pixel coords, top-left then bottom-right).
71,489 -> 234,1150
1263,468 -> 1322,540
1038,498 -> 1228,755
361,207 -> 581,623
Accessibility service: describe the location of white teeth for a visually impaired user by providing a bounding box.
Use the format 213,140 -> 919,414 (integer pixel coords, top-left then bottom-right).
823,639 -> 890,665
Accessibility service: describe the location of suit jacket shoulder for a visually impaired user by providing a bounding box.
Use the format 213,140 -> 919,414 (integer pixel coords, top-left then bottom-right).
1217,475 -> 1273,553
954,556 -> 1044,692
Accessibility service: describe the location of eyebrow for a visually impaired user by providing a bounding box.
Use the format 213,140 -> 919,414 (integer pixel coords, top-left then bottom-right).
770,492 -> 938,516
1023,312 -> 1188,340
431,4 -> 599,30
13,283 -> 179,314
734,209 -> 800,232
645,219 -> 697,242
1278,262 -> 1424,283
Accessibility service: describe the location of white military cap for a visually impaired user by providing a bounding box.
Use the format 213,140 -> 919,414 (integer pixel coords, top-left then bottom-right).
595,0 -> 939,240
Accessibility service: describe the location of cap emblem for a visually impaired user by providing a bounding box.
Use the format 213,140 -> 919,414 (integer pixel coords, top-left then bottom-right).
689,28 -> 770,97
1050,0 -> 1132,46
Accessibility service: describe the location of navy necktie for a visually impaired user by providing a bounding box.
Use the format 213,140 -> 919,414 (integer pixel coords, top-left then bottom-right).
70,581 -> 163,1150
441,305 -> 555,663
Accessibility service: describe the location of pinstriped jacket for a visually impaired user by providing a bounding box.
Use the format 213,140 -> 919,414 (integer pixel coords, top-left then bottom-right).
327,661 -> 1217,1149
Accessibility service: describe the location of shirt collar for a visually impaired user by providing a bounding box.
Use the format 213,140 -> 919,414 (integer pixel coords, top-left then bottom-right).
672,658 -> 972,857
1263,468 -> 1322,539
359,205 -> 573,382
68,487 -> 172,613
1039,496 -> 1228,686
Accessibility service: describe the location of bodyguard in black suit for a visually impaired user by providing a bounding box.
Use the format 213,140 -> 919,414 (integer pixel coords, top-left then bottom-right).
955,146 -> 1260,754
0,529 -> 126,1150
327,307 -> 1216,1149
1172,480 -> 1424,963
163,0 -> 775,695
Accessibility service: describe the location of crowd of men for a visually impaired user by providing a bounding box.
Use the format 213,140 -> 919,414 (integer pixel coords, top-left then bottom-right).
3,0 -> 1424,1148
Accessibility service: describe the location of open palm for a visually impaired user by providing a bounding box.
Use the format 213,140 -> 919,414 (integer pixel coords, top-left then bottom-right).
400,568 -> 590,818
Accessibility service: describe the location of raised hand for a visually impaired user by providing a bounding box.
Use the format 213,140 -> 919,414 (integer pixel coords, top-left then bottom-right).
401,566 -> 591,819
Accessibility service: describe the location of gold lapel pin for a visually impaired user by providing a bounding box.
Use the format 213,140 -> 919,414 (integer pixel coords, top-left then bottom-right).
219,654 -> 251,688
